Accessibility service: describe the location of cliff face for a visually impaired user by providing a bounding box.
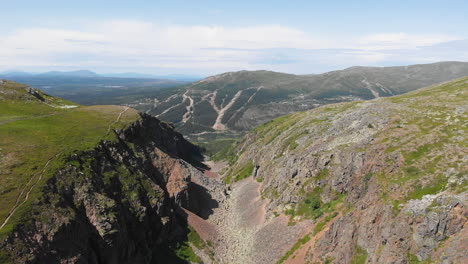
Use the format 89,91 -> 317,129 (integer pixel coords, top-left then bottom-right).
0,113 -> 203,264
1,78 -> 466,264
224,78 -> 467,263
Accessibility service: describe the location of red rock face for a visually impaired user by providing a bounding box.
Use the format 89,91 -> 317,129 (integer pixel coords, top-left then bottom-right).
167,163 -> 186,197
203,170 -> 220,179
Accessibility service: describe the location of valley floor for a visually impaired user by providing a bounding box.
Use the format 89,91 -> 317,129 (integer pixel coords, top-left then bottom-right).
188,161 -> 311,264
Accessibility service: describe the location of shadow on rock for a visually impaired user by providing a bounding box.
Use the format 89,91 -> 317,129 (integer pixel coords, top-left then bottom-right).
187,182 -> 219,219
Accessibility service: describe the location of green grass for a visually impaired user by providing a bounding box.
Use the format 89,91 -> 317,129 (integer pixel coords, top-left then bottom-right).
207,138 -> 239,163
174,242 -> 202,263
200,138 -> 236,156
277,234 -> 311,264
391,174 -> 447,213
406,176 -> 447,201
351,245 -> 368,264
187,226 -> 205,250
253,112 -> 304,145
295,187 -> 323,219
224,161 -> 255,184
172,222 -> 214,263
0,86 -> 140,239
404,144 -> 431,165
173,227 -> 205,263
286,185 -> 344,221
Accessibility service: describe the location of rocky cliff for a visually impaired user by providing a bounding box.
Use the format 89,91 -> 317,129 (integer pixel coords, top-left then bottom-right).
0,113 -> 205,264
219,78 -> 467,263
1,77 -> 467,264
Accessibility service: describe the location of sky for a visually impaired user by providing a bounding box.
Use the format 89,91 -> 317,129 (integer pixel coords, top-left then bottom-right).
1,0 -> 467,75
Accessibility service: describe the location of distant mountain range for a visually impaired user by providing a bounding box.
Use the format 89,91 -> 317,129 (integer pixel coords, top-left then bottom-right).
103,72 -> 203,81
0,70 -> 203,82
128,61 -> 468,139
0,71 -> 188,105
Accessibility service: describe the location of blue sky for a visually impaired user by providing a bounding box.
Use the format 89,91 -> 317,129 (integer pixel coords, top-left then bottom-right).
1,0 -> 467,75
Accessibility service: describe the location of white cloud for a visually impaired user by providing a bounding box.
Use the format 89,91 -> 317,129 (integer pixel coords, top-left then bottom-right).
357,32 -> 459,50
0,20 -> 465,74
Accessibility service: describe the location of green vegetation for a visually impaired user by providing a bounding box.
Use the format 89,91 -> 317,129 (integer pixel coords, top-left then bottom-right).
202,138 -> 238,163
0,81 -> 140,239
277,234 -> 311,264
187,226 -> 205,250
408,176 -> 447,201
0,250 -> 11,264
351,245 -> 368,264
408,253 -> 432,264
287,186 -> 344,221
136,64 -> 468,137
173,227 -> 205,263
313,212 -> 338,235
376,77 -> 468,211
404,144 -> 431,165
224,161 -> 255,184
295,187 -> 323,219
316,169 -> 330,181
174,226 -> 218,263
282,130 -> 308,153
174,242 -> 202,263
253,112 -> 304,145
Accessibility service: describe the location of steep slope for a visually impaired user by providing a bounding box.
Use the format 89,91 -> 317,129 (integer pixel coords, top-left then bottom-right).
0,80 -> 207,263
136,61 -> 468,141
211,77 -> 467,263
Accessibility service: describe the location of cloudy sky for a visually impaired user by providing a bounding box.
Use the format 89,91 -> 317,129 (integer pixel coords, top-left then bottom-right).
1,0 -> 467,75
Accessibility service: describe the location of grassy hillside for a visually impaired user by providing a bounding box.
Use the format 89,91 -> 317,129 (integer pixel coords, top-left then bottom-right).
224,77 -> 467,263
130,62 -> 468,147
0,80 -> 140,238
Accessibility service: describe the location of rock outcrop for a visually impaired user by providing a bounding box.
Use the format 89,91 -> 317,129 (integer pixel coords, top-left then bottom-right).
219,78 -> 467,263
0,114 -> 204,264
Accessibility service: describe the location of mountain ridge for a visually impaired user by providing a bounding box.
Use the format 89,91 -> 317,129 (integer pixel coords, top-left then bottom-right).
130,61 -> 468,143
204,76 -> 468,263
0,75 -> 466,263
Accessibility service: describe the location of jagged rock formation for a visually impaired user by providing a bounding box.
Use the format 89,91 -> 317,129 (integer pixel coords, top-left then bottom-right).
0,110 -> 206,263
216,78 -> 467,263
1,76 -> 467,264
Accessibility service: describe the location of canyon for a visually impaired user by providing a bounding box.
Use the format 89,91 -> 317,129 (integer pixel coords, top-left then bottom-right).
0,76 -> 466,263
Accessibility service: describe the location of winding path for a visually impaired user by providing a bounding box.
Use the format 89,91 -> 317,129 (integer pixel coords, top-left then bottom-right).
0,154 -> 60,230
0,106 -> 130,231
106,106 -> 129,134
